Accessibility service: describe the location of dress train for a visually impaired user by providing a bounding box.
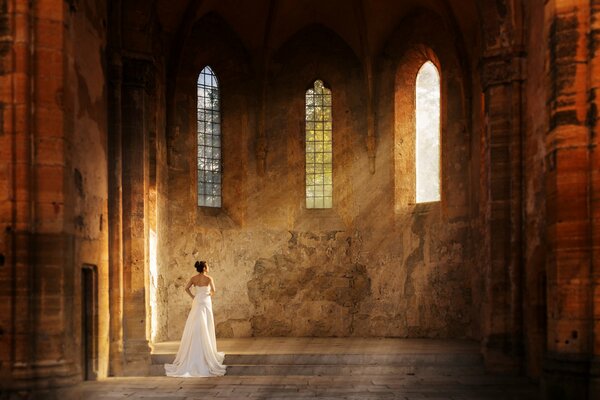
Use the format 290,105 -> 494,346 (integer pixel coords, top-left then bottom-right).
164,285 -> 226,377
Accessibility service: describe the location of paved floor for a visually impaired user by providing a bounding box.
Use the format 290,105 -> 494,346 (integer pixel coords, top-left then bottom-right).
81,338 -> 540,399
79,375 -> 539,399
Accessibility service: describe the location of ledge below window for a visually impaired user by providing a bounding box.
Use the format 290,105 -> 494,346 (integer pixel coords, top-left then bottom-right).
195,205 -> 240,229
293,208 -> 348,231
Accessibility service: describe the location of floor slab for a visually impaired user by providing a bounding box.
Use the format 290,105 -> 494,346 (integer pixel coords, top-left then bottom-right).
80,375 -> 540,399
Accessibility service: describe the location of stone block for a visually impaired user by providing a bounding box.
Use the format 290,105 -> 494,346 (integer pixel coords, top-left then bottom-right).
36,136 -> 64,165
36,201 -> 64,232
551,220 -> 591,251
36,105 -> 63,137
35,164 -> 64,203
35,17 -> 63,50
35,0 -> 64,23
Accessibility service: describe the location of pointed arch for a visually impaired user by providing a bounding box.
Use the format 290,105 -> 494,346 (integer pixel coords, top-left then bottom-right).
415,61 -> 441,203
197,65 -> 222,207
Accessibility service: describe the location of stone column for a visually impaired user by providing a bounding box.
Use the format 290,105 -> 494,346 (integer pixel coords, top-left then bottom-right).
590,3 -> 600,396
107,50 -> 125,376
541,0 -> 598,398
480,53 -> 526,373
120,56 -> 152,375
0,0 -> 80,396
106,0 -> 124,378
0,0 -> 35,390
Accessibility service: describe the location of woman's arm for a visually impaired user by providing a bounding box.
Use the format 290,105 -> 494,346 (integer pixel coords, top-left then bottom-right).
209,277 -> 216,296
185,279 -> 194,299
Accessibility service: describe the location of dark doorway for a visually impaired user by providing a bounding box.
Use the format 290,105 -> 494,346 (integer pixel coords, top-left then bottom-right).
81,264 -> 98,380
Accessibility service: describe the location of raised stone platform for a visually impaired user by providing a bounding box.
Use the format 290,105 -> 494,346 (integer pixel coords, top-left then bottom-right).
150,337 -> 484,377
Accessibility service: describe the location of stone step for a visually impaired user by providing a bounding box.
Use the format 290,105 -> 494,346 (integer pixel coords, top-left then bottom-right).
149,364 -> 166,376
150,353 -> 484,377
150,339 -> 485,377
224,364 -> 484,376
149,363 -> 483,377
151,352 -> 482,366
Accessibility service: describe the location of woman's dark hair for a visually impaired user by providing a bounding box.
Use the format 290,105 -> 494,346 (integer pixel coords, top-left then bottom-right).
195,260 -> 207,273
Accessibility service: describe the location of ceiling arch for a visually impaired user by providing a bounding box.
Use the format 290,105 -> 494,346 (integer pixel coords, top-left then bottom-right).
151,0 -> 483,63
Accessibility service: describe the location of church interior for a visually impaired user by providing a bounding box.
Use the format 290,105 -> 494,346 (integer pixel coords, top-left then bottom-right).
0,0 -> 599,398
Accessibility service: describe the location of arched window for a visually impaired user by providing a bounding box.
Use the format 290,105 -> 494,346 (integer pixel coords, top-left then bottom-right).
305,80 -> 333,209
416,61 -> 441,203
197,66 -> 222,207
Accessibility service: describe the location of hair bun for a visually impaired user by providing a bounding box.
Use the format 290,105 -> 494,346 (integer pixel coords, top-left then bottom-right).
194,260 -> 206,273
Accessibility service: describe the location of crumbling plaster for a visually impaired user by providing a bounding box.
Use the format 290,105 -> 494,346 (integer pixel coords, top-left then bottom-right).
159,12 -> 479,341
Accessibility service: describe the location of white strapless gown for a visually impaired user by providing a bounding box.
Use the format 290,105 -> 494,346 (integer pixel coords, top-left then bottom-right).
164,285 -> 227,377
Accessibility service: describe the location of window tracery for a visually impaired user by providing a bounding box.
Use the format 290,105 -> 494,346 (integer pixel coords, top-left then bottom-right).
305,80 -> 333,209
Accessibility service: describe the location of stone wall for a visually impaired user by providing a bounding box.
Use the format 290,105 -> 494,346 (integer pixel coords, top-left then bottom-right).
161,12 -> 479,341
0,0 -> 109,392
65,0 -> 110,379
523,0 -> 548,379
6,0 -> 600,398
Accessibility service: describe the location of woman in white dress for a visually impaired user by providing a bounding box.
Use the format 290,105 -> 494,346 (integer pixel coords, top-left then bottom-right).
165,261 -> 227,377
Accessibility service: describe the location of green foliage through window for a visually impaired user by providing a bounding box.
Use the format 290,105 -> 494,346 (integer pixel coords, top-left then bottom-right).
305,80 -> 333,209
197,66 -> 222,207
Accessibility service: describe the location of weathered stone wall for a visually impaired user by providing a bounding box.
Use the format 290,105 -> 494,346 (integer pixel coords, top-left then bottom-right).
523,0 -> 548,379
11,1 -> 600,397
64,0 -> 109,379
0,0 -> 109,393
152,48 -> 170,344
540,0 -> 600,398
161,12 -> 479,341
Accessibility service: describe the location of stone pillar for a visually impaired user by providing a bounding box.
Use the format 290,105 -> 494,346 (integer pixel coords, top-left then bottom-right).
477,0 -> 527,374
107,50 -> 125,376
107,0 -> 124,378
590,3 -> 600,395
120,57 -> 152,375
0,0 -> 80,396
541,1 -> 598,398
480,53 -> 526,373
0,0 -> 33,390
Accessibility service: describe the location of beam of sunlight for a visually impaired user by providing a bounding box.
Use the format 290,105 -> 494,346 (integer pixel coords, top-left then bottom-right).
149,229 -> 158,342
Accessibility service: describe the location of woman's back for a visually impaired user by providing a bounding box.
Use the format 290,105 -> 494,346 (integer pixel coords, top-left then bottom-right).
190,273 -> 211,287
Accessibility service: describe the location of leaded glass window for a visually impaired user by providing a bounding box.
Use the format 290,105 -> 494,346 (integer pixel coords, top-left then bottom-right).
416,61 -> 441,203
197,66 -> 222,207
305,80 -> 333,209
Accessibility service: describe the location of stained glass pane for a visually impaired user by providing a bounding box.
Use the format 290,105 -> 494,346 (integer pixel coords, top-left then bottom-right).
416,61 -> 441,203
197,66 -> 222,207
305,80 -> 333,209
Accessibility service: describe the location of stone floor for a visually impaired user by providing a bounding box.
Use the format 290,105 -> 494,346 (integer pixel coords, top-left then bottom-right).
80,338 -> 540,399
79,375 -> 539,399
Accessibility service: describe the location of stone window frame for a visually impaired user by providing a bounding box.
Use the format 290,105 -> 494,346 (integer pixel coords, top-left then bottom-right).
294,76 -> 347,231
304,79 -> 334,209
196,65 -> 223,208
394,45 -> 445,212
415,60 -> 441,204
167,12 -> 250,227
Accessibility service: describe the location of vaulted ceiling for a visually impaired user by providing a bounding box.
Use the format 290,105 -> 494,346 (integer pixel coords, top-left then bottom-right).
154,0 -> 480,57
120,0 -> 488,63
